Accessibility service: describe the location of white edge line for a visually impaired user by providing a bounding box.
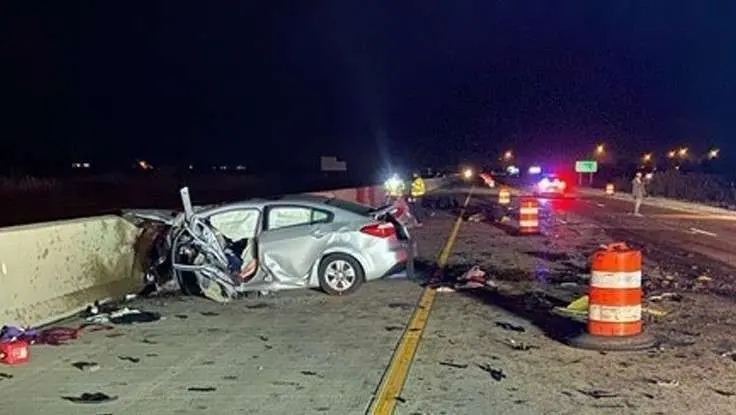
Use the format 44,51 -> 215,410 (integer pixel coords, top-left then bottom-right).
689,227 -> 717,237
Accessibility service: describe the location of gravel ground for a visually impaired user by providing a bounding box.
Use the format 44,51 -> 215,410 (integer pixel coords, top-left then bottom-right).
396,188 -> 736,414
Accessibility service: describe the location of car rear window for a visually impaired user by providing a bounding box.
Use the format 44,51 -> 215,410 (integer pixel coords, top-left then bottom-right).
323,198 -> 375,216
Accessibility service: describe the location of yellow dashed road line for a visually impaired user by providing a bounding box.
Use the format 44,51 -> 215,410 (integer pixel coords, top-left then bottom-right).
367,187 -> 474,415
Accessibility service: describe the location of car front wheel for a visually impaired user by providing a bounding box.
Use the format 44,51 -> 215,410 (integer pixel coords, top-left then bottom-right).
318,253 -> 364,296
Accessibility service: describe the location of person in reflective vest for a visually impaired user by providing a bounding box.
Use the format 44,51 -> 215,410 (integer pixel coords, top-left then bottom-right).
409,172 -> 427,225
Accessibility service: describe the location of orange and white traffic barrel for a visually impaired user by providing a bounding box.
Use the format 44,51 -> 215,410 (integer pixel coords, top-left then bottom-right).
605,183 -> 615,195
569,242 -> 656,351
498,187 -> 510,205
518,198 -> 539,235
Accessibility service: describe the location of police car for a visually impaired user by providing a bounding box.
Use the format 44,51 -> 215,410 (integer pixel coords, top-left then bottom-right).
533,173 -> 571,198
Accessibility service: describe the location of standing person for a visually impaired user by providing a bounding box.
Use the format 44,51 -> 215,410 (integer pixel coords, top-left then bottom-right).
409,172 -> 427,226
632,171 -> 646,216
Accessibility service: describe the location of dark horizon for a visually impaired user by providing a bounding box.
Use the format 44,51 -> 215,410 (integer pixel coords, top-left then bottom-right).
2,1 -> 735,175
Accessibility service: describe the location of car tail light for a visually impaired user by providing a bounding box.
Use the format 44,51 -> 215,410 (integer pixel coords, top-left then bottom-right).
361,222 -> 396,238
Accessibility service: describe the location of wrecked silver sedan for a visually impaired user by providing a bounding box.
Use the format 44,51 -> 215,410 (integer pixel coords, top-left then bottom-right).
126,188 -> 415,302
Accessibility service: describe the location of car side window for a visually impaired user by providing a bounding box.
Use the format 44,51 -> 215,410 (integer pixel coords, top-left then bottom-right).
268,206 -> 311,230
267,206 -> 333,230
209,209 -> 260,240
311,209 -> 331,224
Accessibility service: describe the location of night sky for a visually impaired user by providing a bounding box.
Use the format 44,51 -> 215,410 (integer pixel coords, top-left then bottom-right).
2,1 -> 735,174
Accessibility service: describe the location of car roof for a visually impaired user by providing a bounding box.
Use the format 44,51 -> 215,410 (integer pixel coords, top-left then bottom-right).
193,193 -> 367,215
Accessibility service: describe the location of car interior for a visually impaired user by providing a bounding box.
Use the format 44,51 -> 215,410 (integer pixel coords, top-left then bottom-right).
208,209 -> 261,283
206,205 -> 332,284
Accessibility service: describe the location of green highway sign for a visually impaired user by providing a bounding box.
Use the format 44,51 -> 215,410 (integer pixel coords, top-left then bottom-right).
575,160 -> 598,173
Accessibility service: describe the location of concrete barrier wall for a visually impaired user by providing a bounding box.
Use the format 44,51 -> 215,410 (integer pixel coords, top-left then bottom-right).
310,177 -> 451,206
0,177 -> 454,328
0,216 -> 144,327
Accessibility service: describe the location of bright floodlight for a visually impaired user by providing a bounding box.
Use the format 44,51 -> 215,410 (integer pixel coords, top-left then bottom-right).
385,175 -> 401,188
463,168 -> 473,179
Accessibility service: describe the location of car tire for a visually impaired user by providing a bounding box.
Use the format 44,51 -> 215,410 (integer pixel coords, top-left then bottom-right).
318,253 -> 365,296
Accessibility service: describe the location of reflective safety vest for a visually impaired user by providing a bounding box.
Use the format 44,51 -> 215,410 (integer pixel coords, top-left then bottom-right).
410,177 -> 426,197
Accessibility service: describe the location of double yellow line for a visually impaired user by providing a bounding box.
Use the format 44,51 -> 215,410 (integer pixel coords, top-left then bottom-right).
367,187 -> 474,415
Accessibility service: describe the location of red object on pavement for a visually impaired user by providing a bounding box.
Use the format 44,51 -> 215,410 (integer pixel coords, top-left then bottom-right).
0,341 -> 30,365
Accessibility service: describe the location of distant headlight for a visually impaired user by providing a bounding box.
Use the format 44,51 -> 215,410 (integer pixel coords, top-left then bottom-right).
463,169 -> 473,179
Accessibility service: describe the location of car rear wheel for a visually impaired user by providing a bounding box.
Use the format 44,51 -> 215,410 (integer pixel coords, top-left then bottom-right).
318,253 -> 364,296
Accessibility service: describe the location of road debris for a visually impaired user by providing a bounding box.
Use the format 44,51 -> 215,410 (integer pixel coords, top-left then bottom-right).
645,377 -> 680,387
72,361 -> 100,372
187,386 -> 217,392
86,307 -> 161,325
577,389 -> 619,399
477,363 -> 506,381
466,212 -> 485,222
503,338 -> 537,351
0,326 -> 37,343
648,292 -> 683,302
495,321 -> 526,333
712,388 -> 736,397
118,356 -> 141,363
438,361 -> 469,369
61,392 -> 118,404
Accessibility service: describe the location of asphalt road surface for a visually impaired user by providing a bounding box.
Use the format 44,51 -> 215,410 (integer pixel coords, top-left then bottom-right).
555,192 -> 736,271
2,182 -> 736,414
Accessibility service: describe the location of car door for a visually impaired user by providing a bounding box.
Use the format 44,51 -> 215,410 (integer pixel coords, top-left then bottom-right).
257,204 -> 333,283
